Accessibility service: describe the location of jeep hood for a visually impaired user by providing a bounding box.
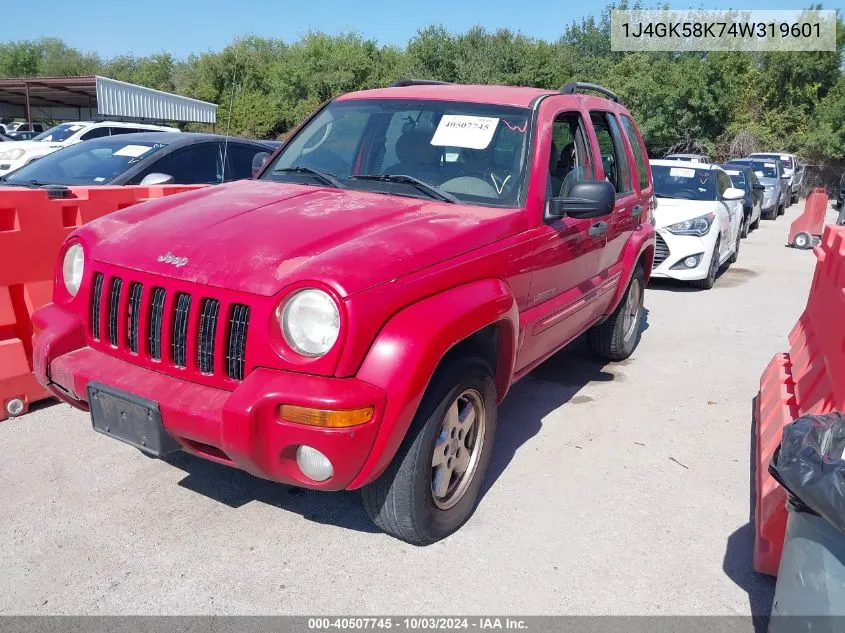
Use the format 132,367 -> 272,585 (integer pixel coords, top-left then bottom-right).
87,180 -> 526,298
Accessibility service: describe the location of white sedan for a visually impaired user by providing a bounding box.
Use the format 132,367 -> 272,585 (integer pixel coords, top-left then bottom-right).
649,160 -> 744,290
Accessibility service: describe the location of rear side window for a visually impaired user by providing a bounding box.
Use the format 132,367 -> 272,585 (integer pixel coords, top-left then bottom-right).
620,115 -> 649,191
590,112 -> 633,195
80,127 -> 110,141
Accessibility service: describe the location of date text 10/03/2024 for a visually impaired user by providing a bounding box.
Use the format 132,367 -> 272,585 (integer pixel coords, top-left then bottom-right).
307,618 -> 529,630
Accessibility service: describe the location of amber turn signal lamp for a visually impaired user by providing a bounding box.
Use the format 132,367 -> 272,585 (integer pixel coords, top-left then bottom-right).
279,404 -> 374,428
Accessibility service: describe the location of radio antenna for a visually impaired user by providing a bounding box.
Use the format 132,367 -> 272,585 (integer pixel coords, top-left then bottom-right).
221,39 -> 239,183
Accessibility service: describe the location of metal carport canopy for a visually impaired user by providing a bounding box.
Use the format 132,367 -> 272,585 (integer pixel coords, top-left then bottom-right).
0,75 -> 217,124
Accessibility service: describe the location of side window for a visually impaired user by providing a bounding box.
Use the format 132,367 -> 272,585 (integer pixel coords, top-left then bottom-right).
293,110 -> 371,177
620,115 -> 649,191
716,171 -> 730,196
109,127 -> 140,136
546,111 -> 596,200
590,112 -> 633,195
80,127 -> 110,141
139,143 -> 223,184
224,143 -> 271,181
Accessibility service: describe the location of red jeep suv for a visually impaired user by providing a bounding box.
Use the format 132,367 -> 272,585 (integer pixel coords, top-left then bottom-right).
34,80 -> 655,544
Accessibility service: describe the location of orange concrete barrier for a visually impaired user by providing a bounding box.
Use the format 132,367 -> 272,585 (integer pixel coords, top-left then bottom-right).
754,224 -> 845,575
788,188 -> 829,249
0,185 -> 205,421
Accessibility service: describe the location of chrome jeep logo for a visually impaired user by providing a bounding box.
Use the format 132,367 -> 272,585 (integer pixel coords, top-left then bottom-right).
157,253 -> 188,268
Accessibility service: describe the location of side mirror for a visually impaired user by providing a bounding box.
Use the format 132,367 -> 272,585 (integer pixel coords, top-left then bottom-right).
252,152 -> 270,176
752,183 -> 766,191
723,187 -> 745,201
139,172 -> 175,186
548,181 -> 616,220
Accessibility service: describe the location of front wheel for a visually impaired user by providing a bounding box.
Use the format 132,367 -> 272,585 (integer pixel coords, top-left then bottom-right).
692,239 -> 720,290
741,213 -> 749,238
777,202 -> 785,216
729,222 -> 741,264
587,265 -> 645,362
361,356 -> 497,545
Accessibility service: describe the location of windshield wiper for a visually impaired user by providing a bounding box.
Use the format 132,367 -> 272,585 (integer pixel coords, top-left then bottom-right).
272,166 -> 345,189
349,174 -> 458,203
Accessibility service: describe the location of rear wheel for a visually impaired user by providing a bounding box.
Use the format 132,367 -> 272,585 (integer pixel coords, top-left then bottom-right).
751,211 -> 760,231
361,356 -> 497,545
741,212 -> 749,239
777,202 -> 785,216
692,240 -> 720,290
587,265 -> 645,362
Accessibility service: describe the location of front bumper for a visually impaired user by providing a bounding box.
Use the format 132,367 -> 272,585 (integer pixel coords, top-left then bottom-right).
33,303 -> 388,491
650,229 -> 714,281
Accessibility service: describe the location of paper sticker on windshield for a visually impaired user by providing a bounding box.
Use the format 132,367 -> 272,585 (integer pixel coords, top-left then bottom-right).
431,115 -> 499,149
93,177 -> 106,182
68,125 -> 83,131
669,167 -> 696,178
725,170 -> 740,175
114,144 -> 152,158
780,155 -> 790,160
755,171 -> 764,178
764,162 -> 776,167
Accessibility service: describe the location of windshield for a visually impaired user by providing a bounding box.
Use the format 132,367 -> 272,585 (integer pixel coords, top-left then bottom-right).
752,154 -> 793,170
3,138 -> 167,186
32,123 -> 87,143
260,99 -> 531,207
652,164 -> 717,201
730,160 -> 778,179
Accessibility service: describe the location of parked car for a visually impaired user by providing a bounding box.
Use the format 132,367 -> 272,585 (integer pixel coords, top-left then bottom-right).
719,163 -> 764,237
749,152 -> 802,204
725,158 -> 789,219
0,133 -> 274,188
33,80 -> 656,544
649,160 -> 743,289
5,122 -> 44,133
0,121 -> 179,177
5,130 -> 39,141
664,153 -> 712,164
836,171 -> 844,211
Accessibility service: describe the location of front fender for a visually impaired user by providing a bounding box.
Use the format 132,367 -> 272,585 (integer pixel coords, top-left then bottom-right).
347,278 -> 518,489
607,223 -> 655,313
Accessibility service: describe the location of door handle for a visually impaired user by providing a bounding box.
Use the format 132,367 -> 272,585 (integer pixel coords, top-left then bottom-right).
632,204 -> 644,218
588,221 -> 609,238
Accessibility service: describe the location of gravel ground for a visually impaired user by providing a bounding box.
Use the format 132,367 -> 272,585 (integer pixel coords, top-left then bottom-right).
0,200 -> 832,618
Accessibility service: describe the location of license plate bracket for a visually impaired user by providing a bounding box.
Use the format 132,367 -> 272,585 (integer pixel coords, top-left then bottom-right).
87,382 -> 181,457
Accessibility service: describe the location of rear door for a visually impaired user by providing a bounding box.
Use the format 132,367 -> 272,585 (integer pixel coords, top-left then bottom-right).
589,110 -> 638,274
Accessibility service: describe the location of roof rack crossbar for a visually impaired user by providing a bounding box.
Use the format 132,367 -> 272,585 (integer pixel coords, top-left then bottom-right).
560,82 -> 620,103
390,79 -> 454,88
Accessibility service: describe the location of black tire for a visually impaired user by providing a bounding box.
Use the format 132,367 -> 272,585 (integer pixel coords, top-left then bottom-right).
361,356 -> 497,545
791,192 -> 800,205
741,212 -> 749,239
764,207 -> 776,221
751,212 -> 760,231
692,240 -> 720,290
777,202 -> 785,216
793,231 -> 813,250
586,265 -> 645,362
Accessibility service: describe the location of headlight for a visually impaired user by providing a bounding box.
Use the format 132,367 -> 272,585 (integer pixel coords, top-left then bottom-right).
62,243 -> 84,297
666,213 -> 715,237
279,289 -> 340,357
0,148 -> 24,160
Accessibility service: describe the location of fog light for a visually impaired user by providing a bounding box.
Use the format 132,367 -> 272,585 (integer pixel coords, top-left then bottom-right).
684,256 -> 699,268
296,445 -> 334,482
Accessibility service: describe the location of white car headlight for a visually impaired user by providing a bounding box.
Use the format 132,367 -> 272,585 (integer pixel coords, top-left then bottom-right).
280,289 -> 340,357
666,212 -> 715,237
0,148 -> 24,161
62,244 -> 84,297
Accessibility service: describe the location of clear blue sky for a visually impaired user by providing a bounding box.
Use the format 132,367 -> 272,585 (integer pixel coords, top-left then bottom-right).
1,0 -> 833,58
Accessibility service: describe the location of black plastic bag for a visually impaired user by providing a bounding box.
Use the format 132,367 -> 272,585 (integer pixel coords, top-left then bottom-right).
769,412 -> 845,535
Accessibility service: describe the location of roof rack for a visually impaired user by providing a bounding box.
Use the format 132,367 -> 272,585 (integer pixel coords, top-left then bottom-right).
560,82 -> 621,103
389,79 -> 454,88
